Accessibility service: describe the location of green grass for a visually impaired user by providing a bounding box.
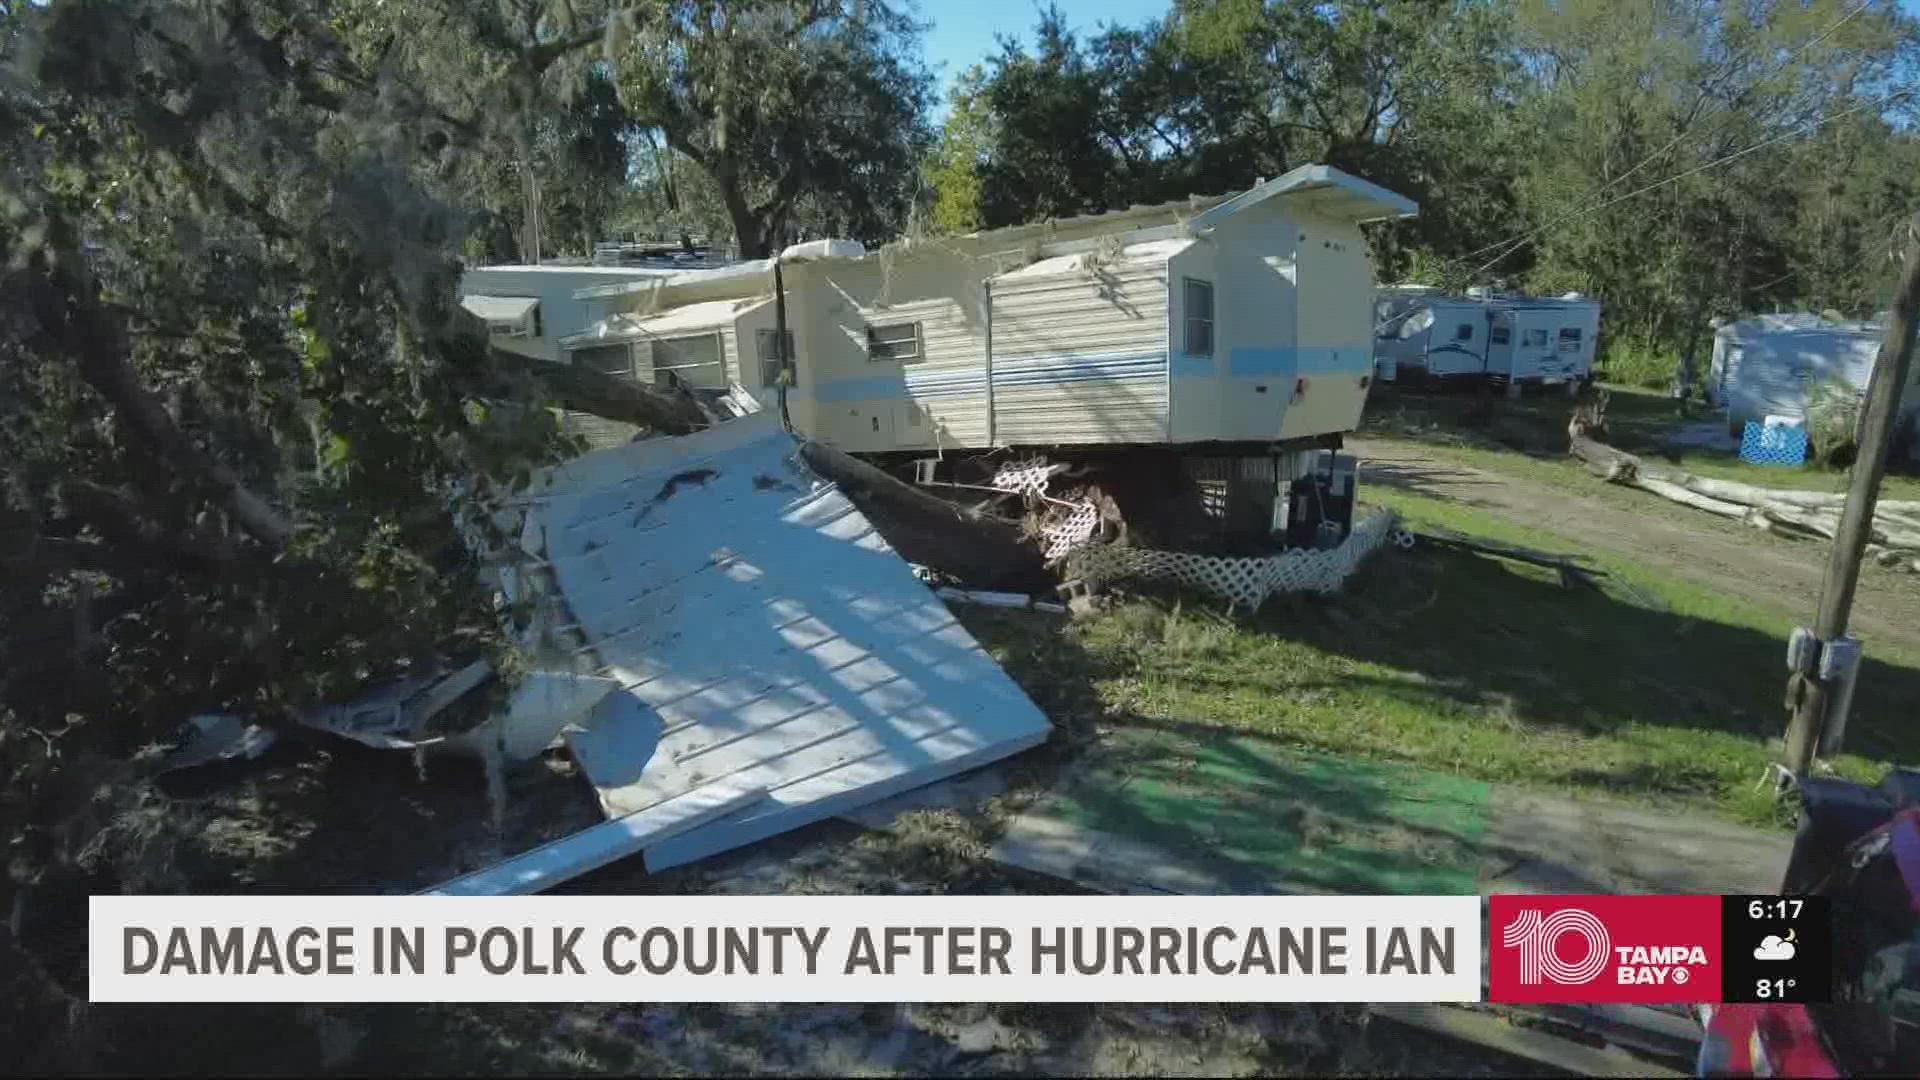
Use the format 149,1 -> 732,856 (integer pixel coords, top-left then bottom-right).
967,490 -> 1920,829
1362,382 -> 1920,501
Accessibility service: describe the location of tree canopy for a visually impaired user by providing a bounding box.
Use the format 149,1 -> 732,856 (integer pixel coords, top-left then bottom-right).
933,0 -> 1920,371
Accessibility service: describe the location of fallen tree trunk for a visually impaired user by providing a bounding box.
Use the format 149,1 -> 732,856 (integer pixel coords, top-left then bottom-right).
1679,475 -> 1920,520
1569,422 -> 1920,572
797,440 -> 1051,592
484,342 -> 710,435
1635,477 -> 1749,518
1569,432 -> 1656,483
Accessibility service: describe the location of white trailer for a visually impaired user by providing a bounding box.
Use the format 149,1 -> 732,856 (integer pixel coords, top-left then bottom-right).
1487,296 -> 1600,385
1374,296 -> 1497,380
1373,290 -> 1600,387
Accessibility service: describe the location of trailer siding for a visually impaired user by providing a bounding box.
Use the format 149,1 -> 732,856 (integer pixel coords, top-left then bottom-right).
988,252 -> 1173,445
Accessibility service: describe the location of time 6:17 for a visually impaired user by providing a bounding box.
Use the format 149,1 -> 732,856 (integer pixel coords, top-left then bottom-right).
1748,899 -> 1804,920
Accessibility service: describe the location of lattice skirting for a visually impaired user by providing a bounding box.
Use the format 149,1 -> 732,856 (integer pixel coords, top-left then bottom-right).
1063,508 -> 1399,611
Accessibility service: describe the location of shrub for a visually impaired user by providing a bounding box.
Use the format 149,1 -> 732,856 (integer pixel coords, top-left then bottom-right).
1597,342 -> 1675,390
1806,376 -> 1863,468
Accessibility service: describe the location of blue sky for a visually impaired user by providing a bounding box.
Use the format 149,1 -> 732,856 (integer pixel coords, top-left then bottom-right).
918,0 -> 1173,112
919,0 -> 1920,118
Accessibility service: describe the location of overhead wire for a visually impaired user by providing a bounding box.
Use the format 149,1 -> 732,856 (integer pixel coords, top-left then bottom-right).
1465,88 -> 1910,276
1447,0 -> 1888,273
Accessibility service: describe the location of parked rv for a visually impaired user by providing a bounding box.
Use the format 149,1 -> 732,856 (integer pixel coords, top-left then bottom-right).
1373,288 -> 1601,389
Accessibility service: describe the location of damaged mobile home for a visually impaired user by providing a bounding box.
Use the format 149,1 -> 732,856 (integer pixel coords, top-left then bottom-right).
464,164 -> 1418,550
1707,312 -> 1920,443
232,167 -> 1424,893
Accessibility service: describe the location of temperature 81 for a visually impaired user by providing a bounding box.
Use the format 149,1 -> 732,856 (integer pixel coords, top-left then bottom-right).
1755,977 -> 1798,1000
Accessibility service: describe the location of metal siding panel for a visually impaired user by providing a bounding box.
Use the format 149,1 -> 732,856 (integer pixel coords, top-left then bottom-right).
522,415 -> 1051,870
853,294 -> 990,448
989,257 -> 1170,444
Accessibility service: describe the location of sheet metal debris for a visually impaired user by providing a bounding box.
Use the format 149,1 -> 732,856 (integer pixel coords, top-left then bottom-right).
424,410 -> 1053,891
157,714 -> 277,774
296,659 -> 493,750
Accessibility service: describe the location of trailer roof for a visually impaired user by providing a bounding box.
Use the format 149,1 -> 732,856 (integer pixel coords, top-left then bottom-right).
1187,165 -> 1418,231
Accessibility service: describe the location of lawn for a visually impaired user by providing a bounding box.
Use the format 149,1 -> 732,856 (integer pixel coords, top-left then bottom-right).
964,487 -> 1920,830
1361,382 -> 1920,502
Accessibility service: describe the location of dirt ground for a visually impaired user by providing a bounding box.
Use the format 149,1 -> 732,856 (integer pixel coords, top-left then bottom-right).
1351,436 -> 1920,656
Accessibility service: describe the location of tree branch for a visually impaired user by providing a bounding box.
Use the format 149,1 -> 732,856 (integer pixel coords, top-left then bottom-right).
10,226 -> 295,550
479,341 -> 710,434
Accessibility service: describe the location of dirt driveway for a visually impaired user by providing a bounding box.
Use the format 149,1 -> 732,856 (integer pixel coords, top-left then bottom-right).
1350,437 -> 1920,656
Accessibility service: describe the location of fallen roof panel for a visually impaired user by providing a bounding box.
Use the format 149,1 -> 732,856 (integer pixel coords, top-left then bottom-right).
518,411 -> 1052,874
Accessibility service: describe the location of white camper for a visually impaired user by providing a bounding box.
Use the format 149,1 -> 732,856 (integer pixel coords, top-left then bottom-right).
1486,295 -> 1601,385
457,265 -> 680,363
1374,294 -> 1498,380
1374,290 -> 1599,386
551,164 -> 1416,455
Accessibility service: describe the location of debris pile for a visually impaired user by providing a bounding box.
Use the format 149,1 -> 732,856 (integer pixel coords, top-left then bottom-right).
985,459 -> 1106,562
417,405 -> 1051,892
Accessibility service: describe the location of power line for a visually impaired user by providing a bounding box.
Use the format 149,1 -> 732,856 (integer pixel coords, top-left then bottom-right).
1453,0 -> 1880,266
1469,89 -> 1911,276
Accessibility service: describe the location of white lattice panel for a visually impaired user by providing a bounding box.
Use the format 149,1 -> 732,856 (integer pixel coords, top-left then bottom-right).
1065,508 -> 1398,611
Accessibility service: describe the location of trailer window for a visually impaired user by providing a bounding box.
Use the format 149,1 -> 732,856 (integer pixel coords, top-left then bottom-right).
867,321 -> 923,363
571,343 -> 633,380
756,328 -> 796,388
1524,329 -> 1550,349
1454,323 -> 1474,341
652,333 -> 726,390
1183,279 -> 1214,356
1490,325 -> 1510,345
1558,327 -> 1583,353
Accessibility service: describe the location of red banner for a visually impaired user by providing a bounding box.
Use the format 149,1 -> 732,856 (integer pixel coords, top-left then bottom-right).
1488,894 -> 1721,1003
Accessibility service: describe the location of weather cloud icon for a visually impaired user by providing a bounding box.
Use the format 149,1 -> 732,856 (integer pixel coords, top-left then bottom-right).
1754,933 -> 1797,961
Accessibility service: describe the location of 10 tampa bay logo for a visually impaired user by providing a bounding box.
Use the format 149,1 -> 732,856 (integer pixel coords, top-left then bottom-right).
1488,895 -> 1721,1003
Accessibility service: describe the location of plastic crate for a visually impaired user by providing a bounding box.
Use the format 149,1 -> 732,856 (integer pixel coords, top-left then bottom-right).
1739,420 -> 1808,467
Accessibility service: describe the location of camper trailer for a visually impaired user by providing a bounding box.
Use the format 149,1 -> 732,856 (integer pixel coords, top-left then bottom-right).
474,165 -> 1417,545
549,165 -> 1413,452
457,265 -> 681,363
1374,289 -> 1600,388
1708,313 -> 1915,437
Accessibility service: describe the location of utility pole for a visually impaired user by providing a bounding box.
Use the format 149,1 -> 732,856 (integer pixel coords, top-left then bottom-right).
1782,211 -> 1920,776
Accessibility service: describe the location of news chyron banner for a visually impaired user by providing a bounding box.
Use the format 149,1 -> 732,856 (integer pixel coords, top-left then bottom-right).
90,895 -> 1483,1003
88,894 -> 1828,1004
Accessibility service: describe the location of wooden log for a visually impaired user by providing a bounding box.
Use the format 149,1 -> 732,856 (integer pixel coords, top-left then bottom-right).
1632,477 -> 1748,518
485,344 -> 710,435
796,440 -> 1051,592
1570,424 -> 1920,557
1568,432 -> 1664,482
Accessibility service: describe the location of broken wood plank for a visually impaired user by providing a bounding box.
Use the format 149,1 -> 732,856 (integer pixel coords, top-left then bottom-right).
1412,528 -> 1607,589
